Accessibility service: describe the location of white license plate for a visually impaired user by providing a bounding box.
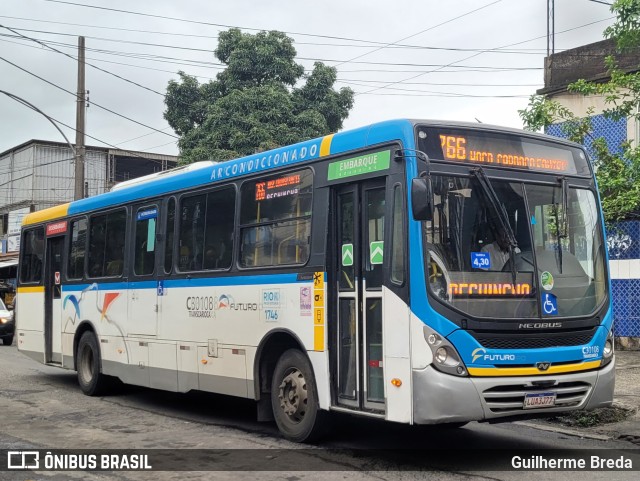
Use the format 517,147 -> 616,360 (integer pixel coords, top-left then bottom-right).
523,392 -> 557,409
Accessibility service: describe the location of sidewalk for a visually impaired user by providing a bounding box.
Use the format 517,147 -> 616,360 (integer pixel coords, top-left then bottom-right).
522,350 -> 640,443
590,350 -> 640,441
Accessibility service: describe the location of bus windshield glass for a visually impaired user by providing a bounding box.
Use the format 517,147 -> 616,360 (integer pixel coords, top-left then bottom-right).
424,175 -> 607,319
417,126 -> 591,176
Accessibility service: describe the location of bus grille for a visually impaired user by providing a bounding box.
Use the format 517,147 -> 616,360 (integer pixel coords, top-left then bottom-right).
472,328 -> 596,350
482,381 -> 591,414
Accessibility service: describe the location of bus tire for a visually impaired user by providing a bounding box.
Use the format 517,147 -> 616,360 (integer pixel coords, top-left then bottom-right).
2,335 -> 13,346
76,331 -> 109,396
271,349 -> 327,443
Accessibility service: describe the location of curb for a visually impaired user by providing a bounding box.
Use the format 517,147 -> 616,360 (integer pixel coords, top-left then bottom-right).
514,421 -> 612,441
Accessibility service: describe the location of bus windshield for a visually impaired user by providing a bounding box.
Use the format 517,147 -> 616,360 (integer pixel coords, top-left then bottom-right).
424,175 -> 607,319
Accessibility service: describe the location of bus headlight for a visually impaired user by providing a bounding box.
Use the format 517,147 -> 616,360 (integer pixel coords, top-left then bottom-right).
601,329 -> 614,367
0,318 -> 9,324
423,325 -> 467,377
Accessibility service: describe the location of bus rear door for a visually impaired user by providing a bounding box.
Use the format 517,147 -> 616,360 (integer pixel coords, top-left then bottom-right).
44,223 -> 65,364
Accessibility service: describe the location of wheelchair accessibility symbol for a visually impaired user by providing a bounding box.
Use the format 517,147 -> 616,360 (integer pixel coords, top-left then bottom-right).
542,293 -> 558,315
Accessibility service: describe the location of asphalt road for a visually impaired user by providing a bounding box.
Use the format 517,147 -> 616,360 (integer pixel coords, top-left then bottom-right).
0,344 -> 638,481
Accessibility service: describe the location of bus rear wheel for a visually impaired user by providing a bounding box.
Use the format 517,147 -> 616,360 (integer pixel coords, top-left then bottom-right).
271,349 -> 327,443
76,331 -> 110,396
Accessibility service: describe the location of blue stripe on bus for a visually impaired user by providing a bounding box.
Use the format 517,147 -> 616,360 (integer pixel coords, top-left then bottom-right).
449,313 -> 612,366
61,273 -> 305,291
65,120 -> 414,216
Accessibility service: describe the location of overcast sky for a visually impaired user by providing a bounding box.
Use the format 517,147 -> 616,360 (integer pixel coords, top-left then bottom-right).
0,0 -> 617,157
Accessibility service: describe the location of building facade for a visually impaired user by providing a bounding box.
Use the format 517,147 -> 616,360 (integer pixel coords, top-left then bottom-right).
0,139 -> 178,299
539,39 -> 640,346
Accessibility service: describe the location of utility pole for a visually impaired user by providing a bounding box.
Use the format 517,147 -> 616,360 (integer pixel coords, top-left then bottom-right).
545,0 -> 555,87
74,36 -> 86,200
546,0 -> 555,57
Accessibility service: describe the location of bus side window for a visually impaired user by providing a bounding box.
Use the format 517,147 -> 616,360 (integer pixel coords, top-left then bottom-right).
164,198 -> 176,274
20,227 -> 45,284
68,218 -> 87,280
239,169 -> 313,268
178,195 -> 205,271
178,188 -> 234,272
203,188 -> 235,270
88,210 -> 126,278
134,207 -> 158,276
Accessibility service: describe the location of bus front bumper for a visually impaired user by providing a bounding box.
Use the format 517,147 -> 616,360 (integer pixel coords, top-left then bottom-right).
412,356 -> 615,425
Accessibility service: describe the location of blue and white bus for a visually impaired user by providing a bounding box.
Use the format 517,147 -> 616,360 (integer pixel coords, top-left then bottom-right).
17,119 -> 614,442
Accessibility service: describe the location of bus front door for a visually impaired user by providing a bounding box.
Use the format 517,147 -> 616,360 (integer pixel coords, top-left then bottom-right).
44,235 -> 64,364
332,180 -> 386,413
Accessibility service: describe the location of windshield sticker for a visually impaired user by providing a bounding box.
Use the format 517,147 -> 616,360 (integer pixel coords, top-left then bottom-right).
542,292 -> 558,316
541,271 -> 554,291
471,252 -> 491,270
531,215 -> 536,225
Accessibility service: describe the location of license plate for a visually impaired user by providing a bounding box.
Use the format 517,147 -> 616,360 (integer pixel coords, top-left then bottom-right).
523,392 -> 556,409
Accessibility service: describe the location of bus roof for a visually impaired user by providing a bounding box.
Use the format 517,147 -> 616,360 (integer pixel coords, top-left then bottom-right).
21,118 -> 583,227
23,119 -> 417,227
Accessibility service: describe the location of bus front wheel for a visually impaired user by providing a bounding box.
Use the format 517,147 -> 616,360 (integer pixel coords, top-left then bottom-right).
271,349 -> 326,443
76,331 -> 110,396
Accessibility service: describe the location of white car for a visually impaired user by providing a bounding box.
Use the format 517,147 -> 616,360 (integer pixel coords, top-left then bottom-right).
0,297 -> 14,346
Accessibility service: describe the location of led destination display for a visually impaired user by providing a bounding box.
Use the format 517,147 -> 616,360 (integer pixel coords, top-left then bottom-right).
417,127 -> 591,176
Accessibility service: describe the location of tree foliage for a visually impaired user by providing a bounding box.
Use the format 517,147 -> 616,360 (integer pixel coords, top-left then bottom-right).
164,29 -> 354,164
519,0 -> 640,223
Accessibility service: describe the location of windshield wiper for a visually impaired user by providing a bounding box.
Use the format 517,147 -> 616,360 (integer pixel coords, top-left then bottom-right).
554,177 -> 569,274
471,168 -> 519,285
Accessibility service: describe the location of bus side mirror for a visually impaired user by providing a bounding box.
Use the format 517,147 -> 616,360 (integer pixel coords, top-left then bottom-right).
411,177 -> 433,221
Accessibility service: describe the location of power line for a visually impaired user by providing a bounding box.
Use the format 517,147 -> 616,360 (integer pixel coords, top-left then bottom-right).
3,35 -> 546,77
332,0 -> 502,67
0,24 -> 166,97
337,79 -> 532,97
41,0 -> 409,44
0,53 -> 178,140
337,78 -> 541,87
359,15 -> 615,95
2,24 -> 557,55
0,18 -> 553,54
0,30 -> 544,71
587,0 -> 612,6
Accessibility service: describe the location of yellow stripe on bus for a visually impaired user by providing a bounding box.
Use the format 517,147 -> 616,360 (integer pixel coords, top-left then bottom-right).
17,286 -> 45,293
22,203 -> 70,226
467,360 -> 601,377
314,325 -> 325,351
320,134 -> 334,157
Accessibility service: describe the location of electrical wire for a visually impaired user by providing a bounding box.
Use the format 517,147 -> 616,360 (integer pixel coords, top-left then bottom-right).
0,53 -> 178,140
0,19 -> 555,54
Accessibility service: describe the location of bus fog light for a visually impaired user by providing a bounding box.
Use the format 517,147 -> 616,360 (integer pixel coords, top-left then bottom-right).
435,347 -> 448,364
456,366 -> 465,375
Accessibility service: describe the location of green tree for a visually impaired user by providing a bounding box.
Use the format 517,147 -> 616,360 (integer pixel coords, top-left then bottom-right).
164,29 -> 354,164
519,0 -> 640,223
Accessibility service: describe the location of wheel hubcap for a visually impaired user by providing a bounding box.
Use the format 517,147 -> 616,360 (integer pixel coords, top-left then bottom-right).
278,368 -> 308,423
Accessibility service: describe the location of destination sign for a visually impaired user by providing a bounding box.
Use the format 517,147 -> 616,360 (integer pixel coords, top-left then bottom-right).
417,127 -> 591,176
255,174 -> 302,201
444,272 -> 535,298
